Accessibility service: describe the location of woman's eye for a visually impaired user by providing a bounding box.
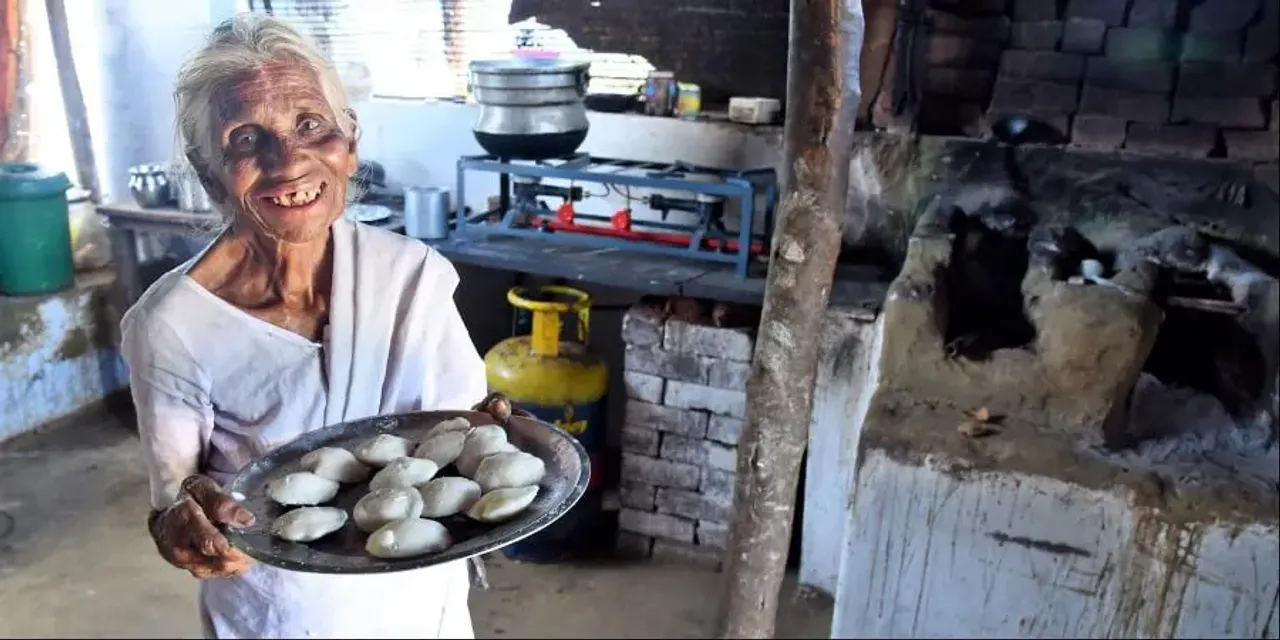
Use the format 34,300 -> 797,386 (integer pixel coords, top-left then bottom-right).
232,130 -> 257,149
299,117 -> 321,133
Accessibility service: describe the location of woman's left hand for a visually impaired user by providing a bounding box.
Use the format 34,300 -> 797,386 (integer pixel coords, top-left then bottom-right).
472,391 -> 533,424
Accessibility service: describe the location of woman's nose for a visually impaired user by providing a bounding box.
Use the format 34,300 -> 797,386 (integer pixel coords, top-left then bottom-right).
258,133 -> 301,174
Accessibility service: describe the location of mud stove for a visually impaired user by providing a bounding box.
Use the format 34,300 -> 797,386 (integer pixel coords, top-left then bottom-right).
831,182 -> 1280,638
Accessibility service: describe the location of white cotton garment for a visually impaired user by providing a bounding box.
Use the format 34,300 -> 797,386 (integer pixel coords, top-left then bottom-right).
120,218 -> 488,639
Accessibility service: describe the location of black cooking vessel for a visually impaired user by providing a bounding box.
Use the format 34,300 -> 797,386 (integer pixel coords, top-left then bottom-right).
470,58 -> 592,160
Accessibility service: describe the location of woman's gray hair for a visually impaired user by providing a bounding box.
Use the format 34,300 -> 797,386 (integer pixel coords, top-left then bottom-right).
171,13 -> 356,219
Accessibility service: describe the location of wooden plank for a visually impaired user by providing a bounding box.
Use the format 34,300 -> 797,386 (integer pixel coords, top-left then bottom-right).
97,202 -> 223,231
45,0 -> 99,201
426,236 -> 704,298
682,263 -> 888,309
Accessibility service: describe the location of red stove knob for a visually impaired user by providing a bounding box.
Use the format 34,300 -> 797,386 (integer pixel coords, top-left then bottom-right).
556,203 -> 575,225
611,209 -> 632,231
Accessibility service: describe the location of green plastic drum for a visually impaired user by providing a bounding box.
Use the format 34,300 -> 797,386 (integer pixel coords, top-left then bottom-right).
0,163 -> 74,296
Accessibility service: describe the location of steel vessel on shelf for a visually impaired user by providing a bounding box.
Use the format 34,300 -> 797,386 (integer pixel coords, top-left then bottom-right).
469,58 -> 592,160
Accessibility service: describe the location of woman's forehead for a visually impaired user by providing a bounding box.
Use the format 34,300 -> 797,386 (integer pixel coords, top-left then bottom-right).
213,60 -> 331,125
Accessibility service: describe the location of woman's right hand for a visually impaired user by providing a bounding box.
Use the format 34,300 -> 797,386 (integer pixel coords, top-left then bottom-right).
149,474 -> 257,579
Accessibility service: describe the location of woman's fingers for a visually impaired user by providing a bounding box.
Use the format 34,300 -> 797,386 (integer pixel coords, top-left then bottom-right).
475,392 -> 519,424
183,502 -> 238,560
162,497 -> 242,570
151,476 -> 258,580
183,475 -> 255,528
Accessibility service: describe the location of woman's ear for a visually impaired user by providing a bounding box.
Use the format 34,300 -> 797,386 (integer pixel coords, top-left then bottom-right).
345,108 -> 360,176
186,150 -> 227,204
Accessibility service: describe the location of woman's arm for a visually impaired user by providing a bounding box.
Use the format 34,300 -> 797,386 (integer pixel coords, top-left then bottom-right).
122,307 -> 254,578
121,308 -> 215,510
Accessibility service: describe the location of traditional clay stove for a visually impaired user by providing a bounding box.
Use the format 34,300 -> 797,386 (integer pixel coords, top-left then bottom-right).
831,184 -> 1280,639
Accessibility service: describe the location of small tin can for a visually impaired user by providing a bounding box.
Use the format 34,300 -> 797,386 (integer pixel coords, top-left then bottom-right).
403,186 -> 451,240
643,71 -> 678,117
675,83 -> 702,119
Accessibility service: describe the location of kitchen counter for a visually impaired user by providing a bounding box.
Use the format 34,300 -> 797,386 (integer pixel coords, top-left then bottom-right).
96,202 -> 888,310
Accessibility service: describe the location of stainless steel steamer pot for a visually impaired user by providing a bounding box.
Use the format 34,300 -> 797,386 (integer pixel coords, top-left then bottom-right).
469,58 -> 591,160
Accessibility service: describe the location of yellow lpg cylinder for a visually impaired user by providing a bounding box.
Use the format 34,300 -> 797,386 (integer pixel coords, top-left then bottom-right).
483,286 -> 608,562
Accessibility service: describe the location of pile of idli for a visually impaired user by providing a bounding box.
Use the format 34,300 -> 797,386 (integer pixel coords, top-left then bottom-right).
264,416 -> 546,560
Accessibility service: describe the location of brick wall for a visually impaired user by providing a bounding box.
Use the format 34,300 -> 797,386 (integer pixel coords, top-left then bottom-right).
509,0 -> 789,105
613,304 -> 754,568
869,0 -> 1280,161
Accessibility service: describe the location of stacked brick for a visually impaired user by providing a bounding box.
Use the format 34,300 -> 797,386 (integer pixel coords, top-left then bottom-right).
878,0 -> 1279,162
992,0 -> 1279,160
872,0 -> 1012,136
613,304 -> 753,570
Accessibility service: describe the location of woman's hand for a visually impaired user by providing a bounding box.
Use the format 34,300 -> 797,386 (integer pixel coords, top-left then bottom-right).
473,392 -> 533,424
149,474 -> 256,579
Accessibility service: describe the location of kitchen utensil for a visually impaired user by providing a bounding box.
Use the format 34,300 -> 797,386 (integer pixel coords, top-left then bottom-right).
129,163 -> 172,208
675,83 -> 702,120
174,169 -> 213,213
222,409 -> 590,575
128,166 -> 144,203
403,186 -> 451,240
643,71 -> 677,117
344,203 -> 393,224
469,57 -> 592,160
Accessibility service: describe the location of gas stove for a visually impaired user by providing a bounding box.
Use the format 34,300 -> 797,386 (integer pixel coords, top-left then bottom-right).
454,153 -> 778,278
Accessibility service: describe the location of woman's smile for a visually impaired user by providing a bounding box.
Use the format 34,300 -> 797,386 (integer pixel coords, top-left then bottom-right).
256,181 -> 330,220
264,182 -> 325,207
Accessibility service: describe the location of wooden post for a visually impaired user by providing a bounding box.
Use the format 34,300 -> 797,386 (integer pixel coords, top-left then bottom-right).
720,0 -> 864,638
2,0 -> 26,162
44,0 -> 99,201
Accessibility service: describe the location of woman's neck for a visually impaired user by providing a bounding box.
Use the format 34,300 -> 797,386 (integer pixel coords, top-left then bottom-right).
231,227 -> 333,306
190,222 -> 335,312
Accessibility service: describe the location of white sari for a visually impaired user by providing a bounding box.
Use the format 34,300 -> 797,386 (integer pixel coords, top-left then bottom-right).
121,218 -> 487,639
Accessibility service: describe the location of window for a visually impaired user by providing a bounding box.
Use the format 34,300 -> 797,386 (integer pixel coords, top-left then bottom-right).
257,0 -> 545,100
254,0 -> 653,100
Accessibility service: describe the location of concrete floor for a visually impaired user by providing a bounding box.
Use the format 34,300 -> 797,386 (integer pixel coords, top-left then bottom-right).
0,406 -> 831,639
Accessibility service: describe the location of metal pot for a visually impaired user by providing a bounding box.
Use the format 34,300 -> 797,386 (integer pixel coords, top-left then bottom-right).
469,58 -> 591,160
174,169 -> 213,213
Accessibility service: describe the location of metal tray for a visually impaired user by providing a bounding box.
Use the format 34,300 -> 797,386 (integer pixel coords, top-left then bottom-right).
223,410 -> 589,575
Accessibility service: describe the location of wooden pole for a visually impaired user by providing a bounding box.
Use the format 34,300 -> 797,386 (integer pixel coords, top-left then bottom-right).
1,0 -> 24,161
44,0 -> 99,201
720,0 -> 864,638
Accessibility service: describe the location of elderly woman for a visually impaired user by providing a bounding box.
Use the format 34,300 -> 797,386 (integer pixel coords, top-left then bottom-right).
121,13 -> 499,639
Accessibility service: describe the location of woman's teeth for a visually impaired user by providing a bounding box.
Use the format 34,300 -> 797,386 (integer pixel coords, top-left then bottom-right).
271,186 -> 322,207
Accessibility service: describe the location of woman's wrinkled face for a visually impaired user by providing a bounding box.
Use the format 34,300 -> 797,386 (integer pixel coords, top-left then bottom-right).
200,60 -> 357,244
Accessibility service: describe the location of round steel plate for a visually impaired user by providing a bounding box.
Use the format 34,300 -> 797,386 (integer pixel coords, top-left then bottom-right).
223,410 -> 589,575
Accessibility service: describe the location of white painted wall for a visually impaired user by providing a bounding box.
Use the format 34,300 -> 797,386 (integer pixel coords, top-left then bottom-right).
0,278 -> 129,442
834,450 -> 1280,639
799,310 -> 881,596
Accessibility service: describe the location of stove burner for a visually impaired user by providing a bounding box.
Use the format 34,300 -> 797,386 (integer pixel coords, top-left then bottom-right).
454,154 -> 779,279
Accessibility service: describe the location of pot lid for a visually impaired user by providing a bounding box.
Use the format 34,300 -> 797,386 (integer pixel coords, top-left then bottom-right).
0,162 -> 73,201
470,57 -> 591,75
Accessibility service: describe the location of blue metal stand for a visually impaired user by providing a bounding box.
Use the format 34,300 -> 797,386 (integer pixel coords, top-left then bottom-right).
455,154 -> 778,279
